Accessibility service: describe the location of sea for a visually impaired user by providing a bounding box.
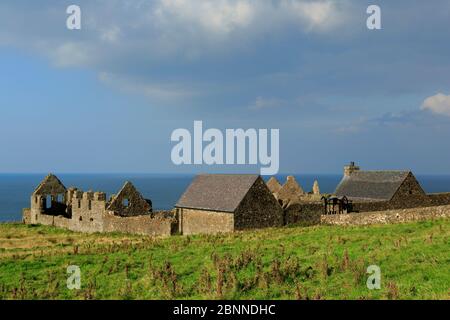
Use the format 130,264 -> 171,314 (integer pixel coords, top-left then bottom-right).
1,173 -> 450,222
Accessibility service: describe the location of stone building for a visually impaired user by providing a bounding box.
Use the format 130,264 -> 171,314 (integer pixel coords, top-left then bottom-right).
334,162 -> 430,211
284,162 -> 450,225
107,181 -> 152,217
175,174 -> 284,235
30,174 -> 69,222
24,174 -> 175,236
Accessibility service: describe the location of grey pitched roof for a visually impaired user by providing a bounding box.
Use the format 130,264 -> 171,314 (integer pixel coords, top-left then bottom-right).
335,171 -> 411,201
175,174 -> 260,212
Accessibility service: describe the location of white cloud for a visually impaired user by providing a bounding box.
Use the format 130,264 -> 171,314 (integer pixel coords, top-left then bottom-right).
0,0 -> 352,99
100,26 -> 122,43
421,93 -> 450,117
51,42 -> 94,67
154,0 -> 255,35
288,0 -> 340,31
153,0 -> 346,36
249,97 -> 285,110
0,0 -> 350,61
98,72 -> 198,101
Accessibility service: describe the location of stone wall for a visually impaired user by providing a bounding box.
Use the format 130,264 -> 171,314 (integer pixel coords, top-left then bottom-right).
352,192 -> 450,213
284,203 -> 323,225
22,208 -> 31,224
70,191 -> 106,233
351,200 -> 396,213
23,208 -> 175,237
31,213 -> 72,230
178,208 -> 234,235
321,204 -> 450,226
427,192 -> 450,206
53,215 -> 72,229
103,212 -> 175,236
33,212 -> 57,226
234,177 -> 284,230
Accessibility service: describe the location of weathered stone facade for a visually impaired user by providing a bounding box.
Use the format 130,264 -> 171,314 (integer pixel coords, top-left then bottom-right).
177,209 -> 234,235
312,180 -> 320,195
22,169 -> 450,236
24,174 -> 176,237
175,174 -> 284,235
276,176 -> 305,207
321,204 -> 450,226
107,182 -> 152,217
234,177 -> 284,229
280,163 -> 450,227
266,177 -> 282,194
284,202 -> 323,225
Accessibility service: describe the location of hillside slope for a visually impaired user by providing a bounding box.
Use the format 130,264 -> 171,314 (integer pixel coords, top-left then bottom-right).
0,219 -> 449,300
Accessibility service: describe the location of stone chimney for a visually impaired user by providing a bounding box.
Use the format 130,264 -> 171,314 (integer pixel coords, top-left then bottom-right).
344,161 -> 360,177
312,180 -> 320,195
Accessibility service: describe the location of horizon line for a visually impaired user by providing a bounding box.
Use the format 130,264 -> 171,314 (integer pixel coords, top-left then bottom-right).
1,172 -> 450,176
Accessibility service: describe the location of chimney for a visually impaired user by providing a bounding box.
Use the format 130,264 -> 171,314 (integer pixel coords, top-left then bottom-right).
344,161 -> 360,177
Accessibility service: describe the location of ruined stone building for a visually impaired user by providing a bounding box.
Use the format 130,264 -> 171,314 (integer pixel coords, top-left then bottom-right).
175,174 -> 284,235
22,166 -> 450,236
266,177 -> 282,194
23,174 -> 176,236
266,176 -> 323,209
274,176 -> 305,207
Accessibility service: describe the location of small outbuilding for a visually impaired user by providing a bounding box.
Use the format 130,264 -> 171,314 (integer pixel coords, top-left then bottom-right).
335,162 -> 427,202
175,174 -> 284,235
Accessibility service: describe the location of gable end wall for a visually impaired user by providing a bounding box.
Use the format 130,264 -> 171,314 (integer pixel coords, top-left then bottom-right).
234,177 -> 284,230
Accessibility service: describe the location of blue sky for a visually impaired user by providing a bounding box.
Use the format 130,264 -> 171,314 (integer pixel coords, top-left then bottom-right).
1,0 -> 450,174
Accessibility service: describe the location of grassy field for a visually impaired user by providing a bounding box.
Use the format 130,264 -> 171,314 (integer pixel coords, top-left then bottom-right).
0,219 -> 449,300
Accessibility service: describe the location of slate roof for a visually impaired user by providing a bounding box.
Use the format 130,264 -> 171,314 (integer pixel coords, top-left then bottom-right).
175,174 -> 260,213
335,171 -> 411,201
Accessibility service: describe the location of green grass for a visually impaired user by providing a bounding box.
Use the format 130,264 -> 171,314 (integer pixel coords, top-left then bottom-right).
0,219 -> 449,300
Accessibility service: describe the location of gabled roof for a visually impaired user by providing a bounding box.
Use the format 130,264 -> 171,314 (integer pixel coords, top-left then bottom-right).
33,174 -> 67,195
277,176 -> 305,200
266,177 -> 282,194
175,174 -> 260,213
107,181 -> 151,213
335,171 -> 411,201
